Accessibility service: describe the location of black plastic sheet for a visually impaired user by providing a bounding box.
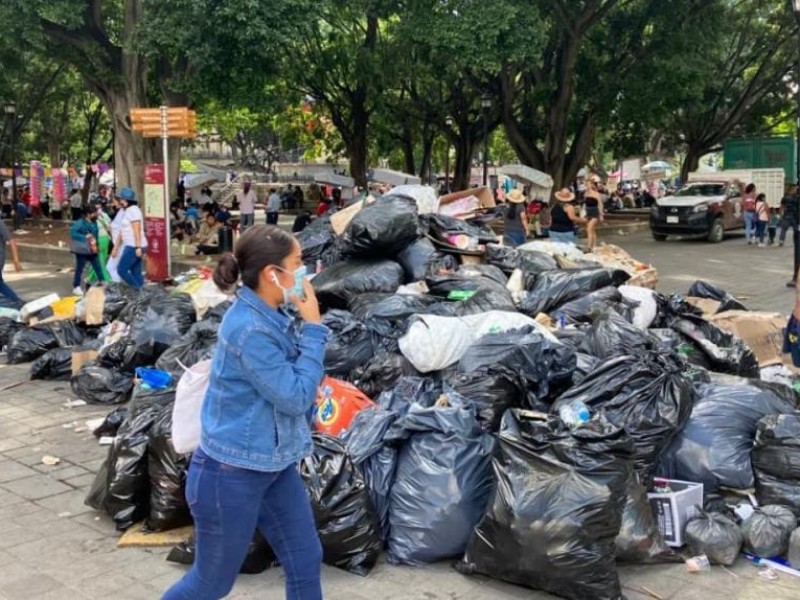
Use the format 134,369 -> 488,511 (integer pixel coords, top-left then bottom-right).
658,382 -> 797,491
155,320 -> 218,380
554,354 -> 693,479
742,505 -> 797,558
146,404 -> 191,532
688,280 -> 747,312
458,410 -> 632,600
299,434 -> 382,576
343,195 -> 419,258
70,364 -> 134,405
753,414 -> 800,516
519,268 -> 630,316
321,310 -> 374,376
29,347 -> 73,380
387,398 -> 494,565
684,511 -> 743,566
313,260 -> 405,310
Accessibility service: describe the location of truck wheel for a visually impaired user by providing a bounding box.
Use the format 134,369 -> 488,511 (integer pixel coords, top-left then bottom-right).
652,232 -> 667,242
707,218 -> 724,243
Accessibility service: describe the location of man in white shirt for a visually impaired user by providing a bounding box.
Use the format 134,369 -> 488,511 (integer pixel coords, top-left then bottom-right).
266,188 -> 281,225
70,189 -> 83,221
236,180 -> 257,230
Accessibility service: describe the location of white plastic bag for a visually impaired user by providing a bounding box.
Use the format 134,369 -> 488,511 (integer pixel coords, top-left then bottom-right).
171,358 -> 212,454
619,285 -> 658,330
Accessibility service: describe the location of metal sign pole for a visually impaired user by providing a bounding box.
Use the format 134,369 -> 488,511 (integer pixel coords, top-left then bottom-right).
160,105 -> 172,279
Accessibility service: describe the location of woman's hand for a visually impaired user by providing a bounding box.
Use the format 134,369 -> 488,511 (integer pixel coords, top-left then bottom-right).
292,279 -> 321,324
111,247 -> 119,258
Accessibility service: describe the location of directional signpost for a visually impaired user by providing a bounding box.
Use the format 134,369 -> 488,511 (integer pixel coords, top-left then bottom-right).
129,107 -> 197,280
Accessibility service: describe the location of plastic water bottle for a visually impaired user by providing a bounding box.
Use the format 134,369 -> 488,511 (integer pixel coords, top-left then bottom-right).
559,400 -> 590,429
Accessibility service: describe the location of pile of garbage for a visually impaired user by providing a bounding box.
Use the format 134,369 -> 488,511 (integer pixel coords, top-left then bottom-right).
5,188 -> 800,598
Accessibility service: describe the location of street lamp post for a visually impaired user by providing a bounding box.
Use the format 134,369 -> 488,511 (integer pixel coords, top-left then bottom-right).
481,93 -> 492,187
444,116 -> 454,192
3,102 -> 17,213
791,0 -> 800,286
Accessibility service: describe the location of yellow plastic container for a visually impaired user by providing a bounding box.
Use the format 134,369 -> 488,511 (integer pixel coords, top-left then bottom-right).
50,296 -> 80,319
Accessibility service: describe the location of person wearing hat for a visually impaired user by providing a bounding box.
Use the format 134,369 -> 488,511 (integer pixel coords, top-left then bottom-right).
584,176 -> 604,251
504,189 -> 530,246
550,188 -> 586,244
113,187 -> 147,288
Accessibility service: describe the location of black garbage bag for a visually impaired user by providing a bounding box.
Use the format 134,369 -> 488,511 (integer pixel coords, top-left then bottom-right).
425,271 -> 508,298
688,280 -> 747,313
616,474 -> 676,564
146,403 -> 191,532
458,264 -> 508,287
202,300 -> 232,324
386,397 -> 495,565
321,310 -> 374,376
431,287 -> 518,317
684,511 -> 743,566
93,407 -> 128,438
299,434 -> 382,576
458,326 -> 576,408
117,284 -> 170,323
85,385 -> 176,530
753,414 -> 800,516
519,268 -> 630,316
349,293 -> 441,345
350,352 -> 421,399
446,370 -> 520,431
658,383 -> 797,491
458,410 -> 632,600
313,260 -> 405,310
166,532 -> 277,574
425,213 -> 498,245
343,407 -> 402,540
342,195 -> 419,258
396,237 -> 448,281
71,364 -> 134,405
376,376 -> 441,416
155,320 -> 219,380
29,347 -> 73,380
671,314 -> 758,378
6,326 -> 59,364
553,287 -> 630,324
128,293 -> 197,362
790,528 -> 800,568
484,244 -> 558,275
298,215 -> 335,268
580,311 -> 654,359
48,320 -> 85,348
574,352 -> 601,385
102,283 -> 136,323
0,317 -> 25,350
554,354 -> 693,479
651,293 -> 704,328
742,505 -> 797,558
98,336 -> 145,374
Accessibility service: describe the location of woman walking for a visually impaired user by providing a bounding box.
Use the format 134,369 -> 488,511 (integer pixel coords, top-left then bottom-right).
584,175 -> 604,250
87,202 -> 113,283
755,193 -> 770,248
113,187 -> 147,288
162,224 -> 328,600
548,188 -> 586,244
742,183 -> 757,244
503,189 -> 529,246
69,204 -> 107,295
105,195 -> 125,283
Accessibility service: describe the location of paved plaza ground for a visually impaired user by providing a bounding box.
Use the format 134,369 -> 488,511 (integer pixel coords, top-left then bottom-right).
1,229 -> 800,599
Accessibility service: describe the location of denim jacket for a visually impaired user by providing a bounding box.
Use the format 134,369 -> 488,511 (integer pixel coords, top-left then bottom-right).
200,286 -> 330,472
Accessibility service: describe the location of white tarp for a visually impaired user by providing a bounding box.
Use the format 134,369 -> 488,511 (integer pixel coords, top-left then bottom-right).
371,168 -> 421,186
314,173 -> 355,188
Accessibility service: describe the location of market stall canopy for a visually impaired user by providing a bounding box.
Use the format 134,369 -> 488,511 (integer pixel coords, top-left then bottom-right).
182,172 -> 218,190
3,178 -> 28,188
371,168 -> 421,186
500,165 -> 554,200
643,161 -> 673,172
314,173 -> 356,188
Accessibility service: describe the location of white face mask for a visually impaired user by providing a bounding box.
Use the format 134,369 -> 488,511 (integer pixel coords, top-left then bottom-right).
271,265 -> 307,304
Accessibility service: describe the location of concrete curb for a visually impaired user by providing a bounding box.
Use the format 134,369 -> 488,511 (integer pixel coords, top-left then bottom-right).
16,243 -> 203,274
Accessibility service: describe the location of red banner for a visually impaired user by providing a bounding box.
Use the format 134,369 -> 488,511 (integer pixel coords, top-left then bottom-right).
144,164 -> 169,282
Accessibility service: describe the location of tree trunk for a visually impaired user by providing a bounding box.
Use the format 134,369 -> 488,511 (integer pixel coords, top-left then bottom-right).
418,129 -> 435,183
401,134 -> 416,176
453,135 -> 475,192
681,147 -> 703,183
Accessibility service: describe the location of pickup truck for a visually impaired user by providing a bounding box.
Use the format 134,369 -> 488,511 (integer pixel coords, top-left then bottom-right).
650,181 -> 743,243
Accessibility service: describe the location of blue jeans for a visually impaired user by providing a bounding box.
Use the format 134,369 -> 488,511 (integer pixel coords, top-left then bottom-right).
549,230 -> 577,244
162,448 -> 322,600
744,211 -> 756,241
505,231 -> 527,247
0,271 -> 21,305
73,254 -> 105,288
240,213 -> 254,230
756,221 -> 767,244
117,246 -> 145,288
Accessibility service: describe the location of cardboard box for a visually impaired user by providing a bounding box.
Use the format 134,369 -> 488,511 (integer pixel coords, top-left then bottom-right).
438,187 -> 496,217
71,349 -> 98,375
330,197 -> 375,235
648,478 -> 703,547
686,296 -> 722,318
84,286 -> 106,326
709,310 -> 786,367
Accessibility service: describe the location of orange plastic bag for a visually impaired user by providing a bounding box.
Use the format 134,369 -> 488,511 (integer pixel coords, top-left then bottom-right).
315,377 -> 374,437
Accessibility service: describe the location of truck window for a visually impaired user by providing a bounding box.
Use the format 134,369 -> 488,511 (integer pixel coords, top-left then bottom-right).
676,184 -> 726,197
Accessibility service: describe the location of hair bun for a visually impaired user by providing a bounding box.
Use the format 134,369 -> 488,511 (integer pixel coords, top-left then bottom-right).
213,252 -> 241,292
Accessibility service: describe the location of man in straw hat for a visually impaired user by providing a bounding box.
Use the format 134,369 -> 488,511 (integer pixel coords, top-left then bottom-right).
504,189 -> 530,246
549,188 -> 586,244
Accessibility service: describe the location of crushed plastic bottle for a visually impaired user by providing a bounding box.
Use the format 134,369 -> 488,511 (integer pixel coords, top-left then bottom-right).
558,400 -> 590,429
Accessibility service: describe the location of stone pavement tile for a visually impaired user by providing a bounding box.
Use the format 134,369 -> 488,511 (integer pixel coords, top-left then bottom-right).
1,474 -> 72,500
0,525 -> 45,550
80,457 -> 107,472
69,511 -> 115,535
619,563 -> 690,599
0,497 -> 40,519
6,528 -> 114,567
0,550 -> 16,567
0,489 -> 25,509
0,439 -> 26,453
0,573 -> 66,599
2,447 -> 45,466
41,464 -> 89,481
109,549 -> 181,582
35,489 -> 96,516
63,473 -> 96,488
98,585 -> 165,600
74,571 -> 141,598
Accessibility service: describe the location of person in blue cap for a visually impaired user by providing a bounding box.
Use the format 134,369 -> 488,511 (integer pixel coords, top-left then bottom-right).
112,187 -> 148,288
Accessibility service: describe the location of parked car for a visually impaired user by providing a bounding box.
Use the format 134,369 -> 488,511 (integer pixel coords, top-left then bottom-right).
650,181 -> 744,243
